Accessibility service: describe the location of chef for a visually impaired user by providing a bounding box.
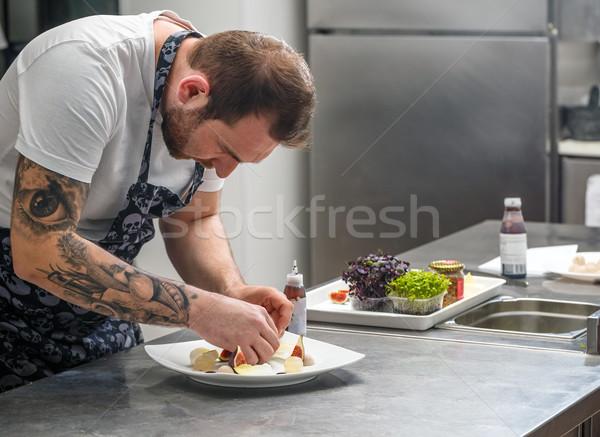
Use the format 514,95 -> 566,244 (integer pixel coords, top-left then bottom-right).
0,10 -> 316,391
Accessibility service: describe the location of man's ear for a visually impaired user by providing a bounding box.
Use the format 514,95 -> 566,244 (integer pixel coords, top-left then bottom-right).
177,74 -> 210,107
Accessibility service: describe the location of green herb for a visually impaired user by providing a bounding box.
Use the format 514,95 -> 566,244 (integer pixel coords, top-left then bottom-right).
385,270 -> 451,300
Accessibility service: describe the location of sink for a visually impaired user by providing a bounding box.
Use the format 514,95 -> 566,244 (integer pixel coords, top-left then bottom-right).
440,296 -> 600,341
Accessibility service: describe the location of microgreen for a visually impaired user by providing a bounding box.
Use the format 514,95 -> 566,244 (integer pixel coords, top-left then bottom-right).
385,270 -> 450,300
342,251 -> 409,299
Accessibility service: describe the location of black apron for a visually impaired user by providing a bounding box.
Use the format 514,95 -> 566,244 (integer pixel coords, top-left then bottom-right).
0,30 -> 203,391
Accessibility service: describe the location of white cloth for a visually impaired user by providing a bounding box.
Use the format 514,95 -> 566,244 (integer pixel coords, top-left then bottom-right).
477,244 -> 579,277
0,11 -> 223,241
585,174 -> 600,227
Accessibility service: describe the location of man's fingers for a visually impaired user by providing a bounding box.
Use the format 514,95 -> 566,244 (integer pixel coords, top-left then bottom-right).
242,346 -> 259,365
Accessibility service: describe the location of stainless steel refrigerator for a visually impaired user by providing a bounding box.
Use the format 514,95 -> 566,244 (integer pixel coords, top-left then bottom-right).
307,0 -> 550,285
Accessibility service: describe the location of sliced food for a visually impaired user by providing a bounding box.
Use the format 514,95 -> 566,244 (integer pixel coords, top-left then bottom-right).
273,342 -> 295,360
290,335 -> 305,360
328,290 -> 349,304
228,345 -> 246,370
233,363 -> 275,375
218,349 -> 233,362
284,356 -> 303,373
189,347 -> 210,365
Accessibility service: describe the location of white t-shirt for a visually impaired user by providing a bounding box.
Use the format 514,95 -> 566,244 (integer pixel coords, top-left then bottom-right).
0,11 -> 223,241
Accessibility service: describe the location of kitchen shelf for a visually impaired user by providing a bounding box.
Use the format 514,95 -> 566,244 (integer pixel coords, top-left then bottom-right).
559,139 -> 600,158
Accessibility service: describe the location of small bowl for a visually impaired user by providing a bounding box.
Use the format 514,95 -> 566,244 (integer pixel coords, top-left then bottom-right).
349,295 -> 393,313
388,291 -> 447,315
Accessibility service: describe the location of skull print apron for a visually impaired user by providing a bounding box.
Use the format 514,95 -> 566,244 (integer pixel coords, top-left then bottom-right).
0,30 -> 203,391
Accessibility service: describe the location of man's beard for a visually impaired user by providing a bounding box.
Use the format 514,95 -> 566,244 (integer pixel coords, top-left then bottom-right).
161,106 -> 213,168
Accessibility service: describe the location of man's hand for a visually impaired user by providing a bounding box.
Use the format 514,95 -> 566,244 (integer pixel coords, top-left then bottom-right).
228,285 -> 294,337
187,291 -> 282,364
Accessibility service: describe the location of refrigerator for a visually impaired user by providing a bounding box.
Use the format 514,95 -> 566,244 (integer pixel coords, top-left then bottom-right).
307,0 -> 550,285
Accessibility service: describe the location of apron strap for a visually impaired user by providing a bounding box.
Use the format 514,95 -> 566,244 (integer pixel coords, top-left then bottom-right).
138,30 -> 201,182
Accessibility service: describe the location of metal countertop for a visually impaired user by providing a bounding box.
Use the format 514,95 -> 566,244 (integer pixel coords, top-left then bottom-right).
2,220 -> 600,436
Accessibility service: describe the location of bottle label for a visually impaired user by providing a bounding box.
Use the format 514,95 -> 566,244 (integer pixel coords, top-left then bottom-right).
456,278 -> 464,301
288,297 -> 307,336
500,233 -> 527,275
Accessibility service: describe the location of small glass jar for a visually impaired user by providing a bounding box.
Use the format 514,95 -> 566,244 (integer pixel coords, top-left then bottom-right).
428,260 -> 465,307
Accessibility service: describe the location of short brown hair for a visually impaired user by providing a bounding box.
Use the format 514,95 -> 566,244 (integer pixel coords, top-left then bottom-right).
187,31 -> 316,148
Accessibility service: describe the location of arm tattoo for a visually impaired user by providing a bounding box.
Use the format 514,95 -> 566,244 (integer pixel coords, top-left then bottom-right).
42,233 -> 190,325
12,155 -> 89,236
13,155 -> 190,325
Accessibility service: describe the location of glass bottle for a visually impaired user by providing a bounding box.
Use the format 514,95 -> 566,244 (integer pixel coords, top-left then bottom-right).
500,197 -> 527,279
283,260 -> 306,336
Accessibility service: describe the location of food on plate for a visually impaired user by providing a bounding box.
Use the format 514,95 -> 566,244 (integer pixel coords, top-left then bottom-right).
284,356 -> 303,373
190,349 -> 219,371
290,335 -> 305,360
572,255 -> 585,266
342,251 -> 409,312
303,353 -> 315,366
328,290 -> 349,304
273,342 -> 295,359
568,255 -> 600,274
280,335 -> 307,373
233,363 -> 275,375
188,335 -> 314,375
274,335 -> 314,366
228,345 -> 247,370
193,352 -> 218,372
282,335 -> 313,372
189,346 -> 235,373
218,349 -> 232,362
286,335 -> 315,368
189,347 -> 210,364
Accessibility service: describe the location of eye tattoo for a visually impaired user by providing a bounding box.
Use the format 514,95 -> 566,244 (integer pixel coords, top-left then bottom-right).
30,190 -> 59,217
16,183 -> 76,234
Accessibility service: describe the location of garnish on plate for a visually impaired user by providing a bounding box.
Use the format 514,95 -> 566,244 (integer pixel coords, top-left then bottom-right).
188,335 -> 314,374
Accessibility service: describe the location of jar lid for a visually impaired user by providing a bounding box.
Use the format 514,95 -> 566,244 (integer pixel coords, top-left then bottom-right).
428,260 -> 465,272
504,197 -> 521,208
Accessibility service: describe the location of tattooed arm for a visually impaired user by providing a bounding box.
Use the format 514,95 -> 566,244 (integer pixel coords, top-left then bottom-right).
10,154 -> 280,363
158,190 -> 293,336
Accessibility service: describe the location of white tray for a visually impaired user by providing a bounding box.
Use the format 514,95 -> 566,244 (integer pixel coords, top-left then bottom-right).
307,275 -> 506,331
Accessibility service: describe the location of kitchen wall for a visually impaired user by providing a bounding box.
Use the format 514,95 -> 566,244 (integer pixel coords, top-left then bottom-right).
119,1 -> 310,339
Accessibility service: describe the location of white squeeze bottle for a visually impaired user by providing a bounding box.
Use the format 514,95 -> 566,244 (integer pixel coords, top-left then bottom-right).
283,260 -> 306,336
500,197 -> 527,279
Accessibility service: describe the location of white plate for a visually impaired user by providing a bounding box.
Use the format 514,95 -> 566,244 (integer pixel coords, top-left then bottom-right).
144,331 -> 364,388
549,252 -> 600,282
307,275 -> 505,330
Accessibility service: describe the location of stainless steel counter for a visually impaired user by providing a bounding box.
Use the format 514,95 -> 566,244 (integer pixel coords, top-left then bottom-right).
2,220 -> 600,436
